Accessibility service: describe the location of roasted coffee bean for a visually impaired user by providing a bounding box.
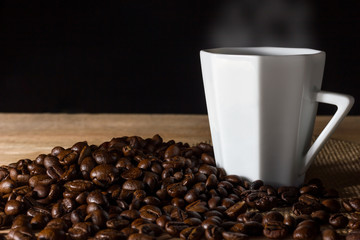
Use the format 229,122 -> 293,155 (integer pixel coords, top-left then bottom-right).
62,198 -> 76,213
166,182 -> 187,198
283,214 -> 296,230
31,213 -> 50,229
51,147 -> 64,157
205,225 -> 224,240
193,182 -> 206,193
28,174 -> 54,188
179,226 -> 204,240
164,145 -> 181,159
0,179 -> 16,194
33,184 -> 50,199
156,215 -> 171,228
293,202 -> 316,216
37,228 -> 65,240
43,155 -> 61,169
225,201 -> 246,218
8,226 -> 34,240
200,153 -> 215,166
51,202 -> 64,219
143,172 -> 159,191
262,211 -> 284,225
137,223 -> 163,236
224,175 -> 242,185
121,167 -> 143,180
162,157 -> 186,170
71,141 -> 88,153
70,206 -> 87,224
123,180 -> 145,191
221,221 -> 237,230
142,196 -> 160,206
131,218 -> 151,229
186,200 -> 208,213
298,219 -> 319,228
60,164 -> 78,181
321,199 -> 341,213
165,221 -> 189,236
299,194 -> 320,206
45,218 -> 68,231
222,198 -> 235,209
241,221 -> 263,236
68,223 -> 93,240
311,210 -> 330,224
92,149 -> 115,165
201,217 -> 221,231
349,198 -> 360,212
87,190 -> 109,207
293,225 -> 319,240
94,229 -> 125,240
263,221 -> 288,239
139,205 -> 162,222
344,198 -> 360,212
138,159 -> 152,170
329,213 -> 349,228
250,180 -> 264,190
300,185 -> 320,196
87,209 -> 109,229
206,174 -> 218,189
170,207 -> 188,221
184,218 -> 202,227
321,228 -> 339,240
208,196 -> 220,209
79,156 -> 97,179
281,189 -> 299,204
245,192 -> 274,211
204,210 -> 223,219
198,164 -> 217,176
64,179 -> 94,192
128,233 -> 155,240
12,215 -> 32,229
0,212 -> 11,227
222,231 -> 249,240
120,210 -> 140,221
171,197 -> 185,208
5,200 -> 24,216
237,211 -> 262,223
57,149 -> 78,166
295,214 -> 312,225
28,163 -> 46,175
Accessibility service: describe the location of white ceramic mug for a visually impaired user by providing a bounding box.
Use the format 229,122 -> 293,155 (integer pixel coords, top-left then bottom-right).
200,47 -> 354,186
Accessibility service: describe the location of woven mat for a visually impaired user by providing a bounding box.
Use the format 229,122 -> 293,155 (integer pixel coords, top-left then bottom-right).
305,137 -> 360,198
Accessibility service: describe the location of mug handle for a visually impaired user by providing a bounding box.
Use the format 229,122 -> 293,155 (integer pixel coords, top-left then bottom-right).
299,91 -> 354,176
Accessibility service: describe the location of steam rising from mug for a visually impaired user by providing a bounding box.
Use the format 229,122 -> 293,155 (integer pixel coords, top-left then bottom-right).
208,0 -> 315,47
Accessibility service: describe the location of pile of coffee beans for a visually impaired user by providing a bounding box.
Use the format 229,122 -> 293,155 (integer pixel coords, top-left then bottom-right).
0,134 -> 359,239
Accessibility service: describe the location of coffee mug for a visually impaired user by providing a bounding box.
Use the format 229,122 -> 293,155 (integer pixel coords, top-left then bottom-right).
200,47 -> 354,186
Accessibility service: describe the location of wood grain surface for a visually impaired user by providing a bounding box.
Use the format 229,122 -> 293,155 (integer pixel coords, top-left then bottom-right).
0,113 -> 359,165
0,114 -> 211,165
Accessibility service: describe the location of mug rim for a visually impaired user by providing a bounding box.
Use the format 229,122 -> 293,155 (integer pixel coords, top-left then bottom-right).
201,47 -> 324,57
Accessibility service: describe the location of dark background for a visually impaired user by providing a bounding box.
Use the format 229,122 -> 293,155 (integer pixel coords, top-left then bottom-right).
0,0 -> 359,114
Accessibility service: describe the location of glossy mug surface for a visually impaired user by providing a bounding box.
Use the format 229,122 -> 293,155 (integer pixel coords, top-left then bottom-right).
200,47 -> 354,186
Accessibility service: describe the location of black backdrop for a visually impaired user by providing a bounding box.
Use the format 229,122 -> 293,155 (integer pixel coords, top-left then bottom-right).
0,0 -> 359,114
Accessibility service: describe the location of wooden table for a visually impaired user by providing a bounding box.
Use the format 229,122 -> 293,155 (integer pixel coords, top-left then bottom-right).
0,114 -> 359,164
